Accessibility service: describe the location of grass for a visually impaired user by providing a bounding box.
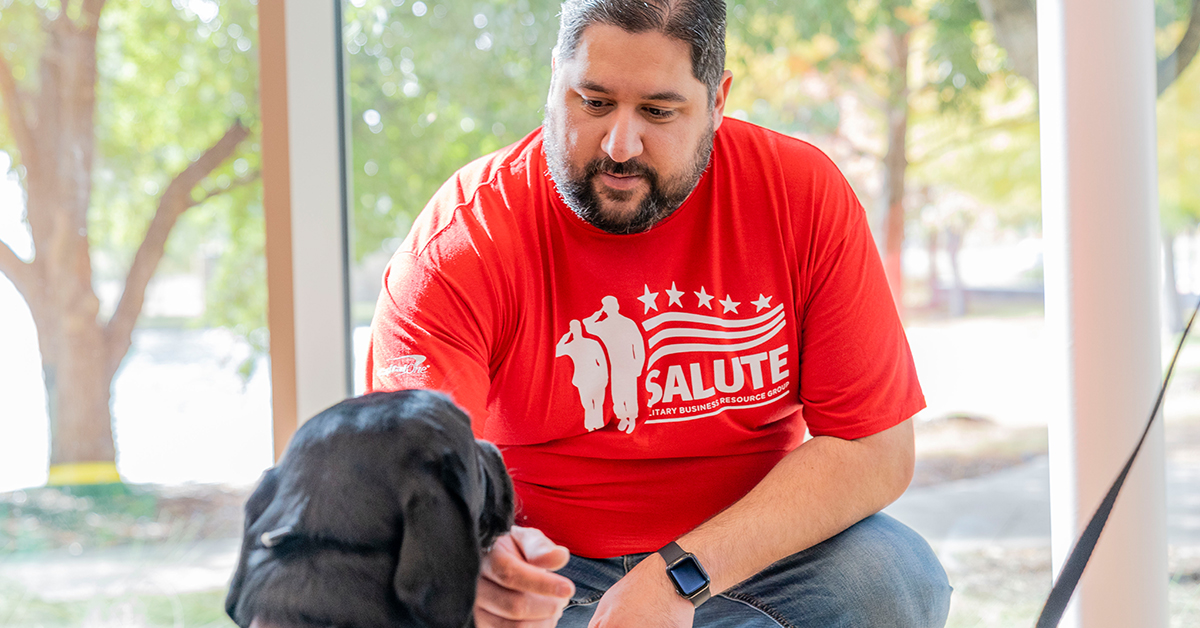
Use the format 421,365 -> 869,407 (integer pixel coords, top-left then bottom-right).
0,483 -> 244,555
939,546 -> 1200,628
0,586 -> 236,628
1,483 -> 246,628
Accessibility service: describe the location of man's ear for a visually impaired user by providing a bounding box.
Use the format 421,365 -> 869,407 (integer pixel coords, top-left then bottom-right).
392,454 -> 479,628
712,69 -> 734,132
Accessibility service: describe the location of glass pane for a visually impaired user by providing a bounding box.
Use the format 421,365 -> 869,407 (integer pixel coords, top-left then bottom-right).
1157,1 -> 1200,623
0,0 -> 266,625
344,0 -> 1047,622
343,1 -> 1198,625
345,0 -> 560,394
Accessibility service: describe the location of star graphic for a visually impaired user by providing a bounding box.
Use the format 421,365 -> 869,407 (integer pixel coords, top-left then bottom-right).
752,294 -> 773,312
637,285 -> 659,313
666,282 -> 684,307
720,295 -> 741,314
695,286 -> 714,309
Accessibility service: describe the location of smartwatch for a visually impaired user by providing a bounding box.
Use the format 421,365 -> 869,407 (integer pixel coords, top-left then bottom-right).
657,541 -> 711,607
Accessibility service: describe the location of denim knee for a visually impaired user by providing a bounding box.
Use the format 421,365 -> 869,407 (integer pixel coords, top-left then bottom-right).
827,514 -> 952,628
721,513 -> 951,628
555,514 -> 951,628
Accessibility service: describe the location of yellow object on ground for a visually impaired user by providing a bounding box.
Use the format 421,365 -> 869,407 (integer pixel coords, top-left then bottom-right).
47,462 -> 121,486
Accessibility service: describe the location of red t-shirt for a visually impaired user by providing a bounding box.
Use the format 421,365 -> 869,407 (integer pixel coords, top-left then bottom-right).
367,118 -> 924,558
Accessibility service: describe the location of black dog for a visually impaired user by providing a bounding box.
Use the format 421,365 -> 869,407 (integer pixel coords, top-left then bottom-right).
225,390 -> 514,628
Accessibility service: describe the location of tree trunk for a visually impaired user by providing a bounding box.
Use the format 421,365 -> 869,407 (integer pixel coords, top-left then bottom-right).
38,309 -> 116,467
0,3 -> 250,483
1163,232 -> 1184,333
946,227 -> 967,317
979,0 -> 1200,95
977,0 -> 1038,88
926,227 -> 942,309
21,8 -> 112,475
881,27 -> 911,311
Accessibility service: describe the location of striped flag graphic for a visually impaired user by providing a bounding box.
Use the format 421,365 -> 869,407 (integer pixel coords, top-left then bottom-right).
641,304 -> 787,369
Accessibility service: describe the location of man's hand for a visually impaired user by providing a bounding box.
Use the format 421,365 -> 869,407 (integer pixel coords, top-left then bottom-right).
587,553 -> 694,628
475,525 -> 576,627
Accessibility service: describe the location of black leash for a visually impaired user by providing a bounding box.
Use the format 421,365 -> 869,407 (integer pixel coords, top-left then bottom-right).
1035,295 -> 1200,627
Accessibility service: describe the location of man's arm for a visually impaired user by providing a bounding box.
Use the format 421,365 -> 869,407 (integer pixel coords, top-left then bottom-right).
587,418 -> 915,628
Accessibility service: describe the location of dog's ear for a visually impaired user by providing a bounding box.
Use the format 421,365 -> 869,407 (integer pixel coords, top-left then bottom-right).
393,451 -> 479,628
243,467 -> 280,531
476,440 -> 515,548
226,468 -> 280,627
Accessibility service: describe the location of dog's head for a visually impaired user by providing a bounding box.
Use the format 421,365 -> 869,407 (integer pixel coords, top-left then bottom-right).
225,390 -> 515,628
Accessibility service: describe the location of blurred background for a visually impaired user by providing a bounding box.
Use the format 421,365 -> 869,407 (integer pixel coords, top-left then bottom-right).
1,0 -> 1199,625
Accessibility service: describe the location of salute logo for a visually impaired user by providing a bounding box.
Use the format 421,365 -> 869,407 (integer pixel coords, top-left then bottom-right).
556,284 -> 792,434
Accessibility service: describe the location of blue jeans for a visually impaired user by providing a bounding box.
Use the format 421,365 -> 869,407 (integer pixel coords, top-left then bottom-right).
556,513 -> 951,627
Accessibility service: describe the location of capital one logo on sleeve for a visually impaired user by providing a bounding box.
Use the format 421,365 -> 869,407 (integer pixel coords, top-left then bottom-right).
555,283 -> 792,435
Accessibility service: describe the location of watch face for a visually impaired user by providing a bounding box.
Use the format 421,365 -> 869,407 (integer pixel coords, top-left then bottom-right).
669,555 -> 709,597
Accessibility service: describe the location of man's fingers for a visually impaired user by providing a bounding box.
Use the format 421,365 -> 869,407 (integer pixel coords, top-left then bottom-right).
509,525 -> 572,570
482,535 -> 575,599
474,604 -> 563,628
475,527 -> 574,628
476,576 -> 567,622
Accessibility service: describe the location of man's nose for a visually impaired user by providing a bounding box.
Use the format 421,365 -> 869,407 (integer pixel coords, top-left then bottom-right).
601,109 -> 644,163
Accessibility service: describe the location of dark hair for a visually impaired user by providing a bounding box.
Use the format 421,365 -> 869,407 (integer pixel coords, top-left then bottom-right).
555,0 -> 726,107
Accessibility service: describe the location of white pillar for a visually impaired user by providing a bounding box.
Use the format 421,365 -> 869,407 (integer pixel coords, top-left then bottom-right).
259,1 -> 352,459
1038,0 -> 1167,626
285,2 -> 352,422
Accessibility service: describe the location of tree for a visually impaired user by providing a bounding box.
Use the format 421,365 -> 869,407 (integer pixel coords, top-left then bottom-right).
724,0 -> 1199,314
725,0 -> 1009,309
979,0 -> 1200,96
342,0 -> 561,268
0,0 -> 260,481
1158,57 -> 1200,330
976,0 -> 1200,329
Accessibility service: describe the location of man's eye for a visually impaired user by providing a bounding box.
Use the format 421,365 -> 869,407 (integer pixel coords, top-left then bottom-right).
582,99 -> 608,110
644,107 -> 674,119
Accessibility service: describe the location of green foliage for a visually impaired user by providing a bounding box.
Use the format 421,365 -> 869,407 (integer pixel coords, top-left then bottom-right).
1159,58 -> 1200,234
724,1 -> 1028,205
910,110 -> 1042,230
927,1 -> 991,107
90,0 -> 261,272
1157,0 -> 1196,29
343,0 -> 560,259
0,0 -> 44,164
729,1 -> 856,55
0,485 -> 157,553
0,0 -> 266,373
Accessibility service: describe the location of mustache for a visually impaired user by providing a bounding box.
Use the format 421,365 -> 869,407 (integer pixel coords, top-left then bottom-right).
584,157 -> 655,179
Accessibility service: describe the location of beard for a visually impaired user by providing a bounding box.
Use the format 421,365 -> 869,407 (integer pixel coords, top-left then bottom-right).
543,114 -> 715,235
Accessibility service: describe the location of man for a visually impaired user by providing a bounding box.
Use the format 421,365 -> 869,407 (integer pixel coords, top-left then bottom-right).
367,1 -> 951,626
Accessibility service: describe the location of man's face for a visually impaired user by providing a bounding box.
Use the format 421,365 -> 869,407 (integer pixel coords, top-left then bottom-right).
544,23 -> 731,234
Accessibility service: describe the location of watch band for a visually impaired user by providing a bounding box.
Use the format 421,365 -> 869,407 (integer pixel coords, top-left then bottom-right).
657,541 -> 712,607
658,540 -> 688,565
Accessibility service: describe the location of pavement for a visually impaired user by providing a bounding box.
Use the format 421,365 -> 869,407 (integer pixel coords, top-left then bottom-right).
890,451 -> 1200,548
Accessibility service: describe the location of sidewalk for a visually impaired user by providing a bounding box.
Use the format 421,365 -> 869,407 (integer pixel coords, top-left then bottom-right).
886,450 -> 1200,565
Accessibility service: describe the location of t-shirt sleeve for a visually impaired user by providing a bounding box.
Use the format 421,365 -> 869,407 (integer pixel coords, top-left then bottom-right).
794,160 -> 925,440
365,247 -> 494,434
